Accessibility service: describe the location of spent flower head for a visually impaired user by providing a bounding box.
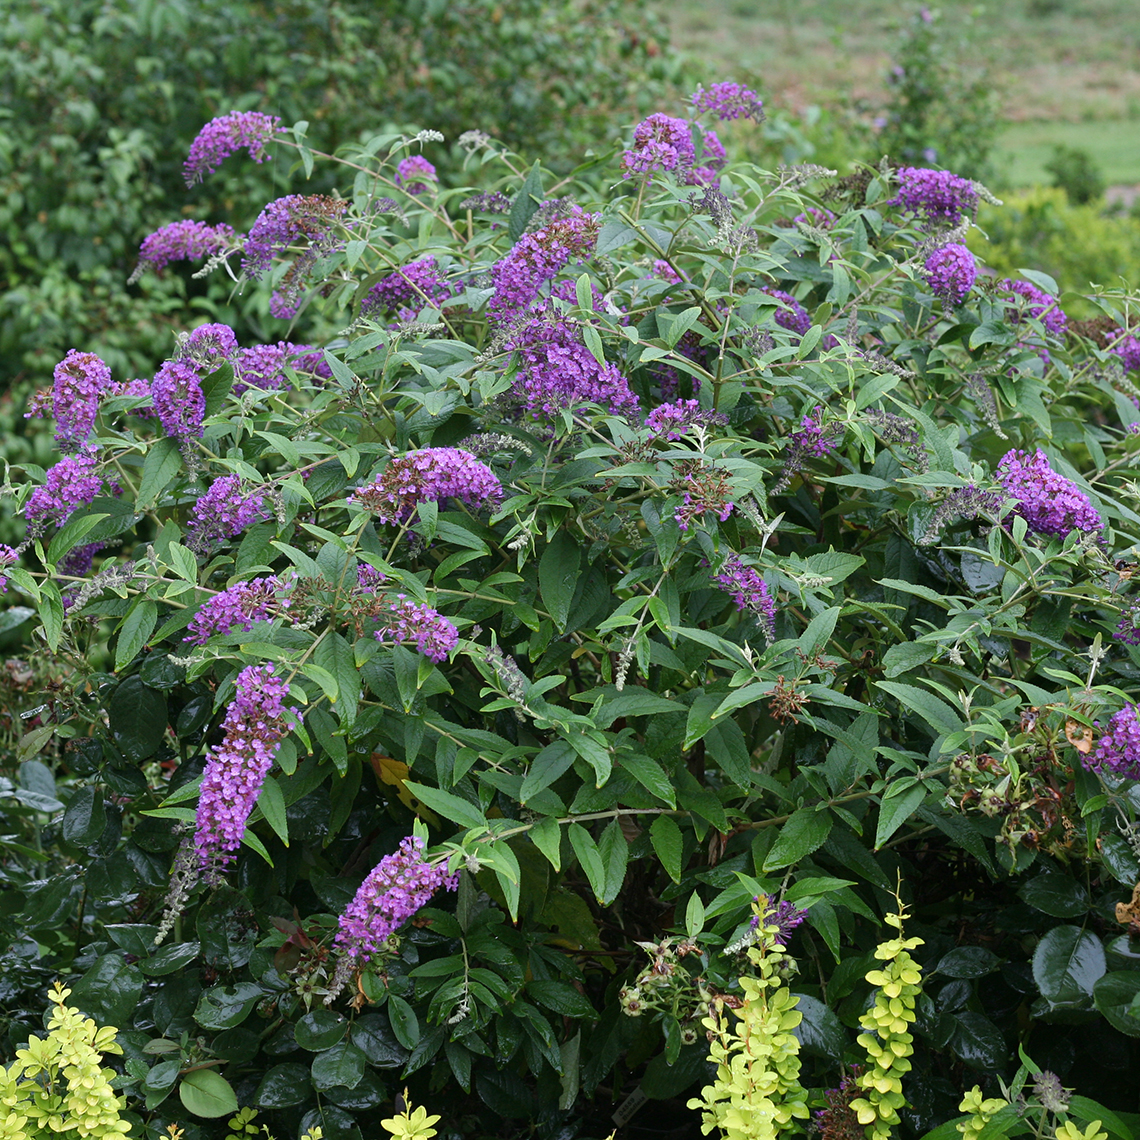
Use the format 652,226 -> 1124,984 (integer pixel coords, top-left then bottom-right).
184,111 -> 284,185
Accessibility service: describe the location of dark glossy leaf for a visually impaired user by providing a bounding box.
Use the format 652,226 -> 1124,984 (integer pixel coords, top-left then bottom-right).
528,980 -> 596,1020
476,1066 -> 533,1118
388,993 -> 420,1050
104,924 -> 160,957
791,994 -> 847,1057
139,654 -> 186,690
1032,925 -> 1105,1010
140,941 -> 201,976
641,1044 -> 710,1100
193,983 -> 262,1030
935,946 -> 1002,979
539,530 -> 580,631
211,1027 -> 260,1064
310,1040 -> 367,1091
62,786 -> 106,847
179,1069 -> 239,1118
1093,971 -> 1140,1037
350,1013 -> 408,1069
324,1069 -> 387,1110
295,1009 -> 350,1052
948,1011 -> 1007,1069
255,1062 -> 313,1108
108,674 -> 167,762
763,807 -> 832,871
69,953 -> 144,1026
1019,871 -> 1090,918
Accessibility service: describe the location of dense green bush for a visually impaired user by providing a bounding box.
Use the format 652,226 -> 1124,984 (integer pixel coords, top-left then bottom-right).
0,0 -> 681,386
1044,145 -> 1107,206
4,92 -> 1140,1140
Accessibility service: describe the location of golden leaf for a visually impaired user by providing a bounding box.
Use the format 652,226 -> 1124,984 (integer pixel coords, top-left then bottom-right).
369,753 -> 441,828
1065,718 -> 1094,754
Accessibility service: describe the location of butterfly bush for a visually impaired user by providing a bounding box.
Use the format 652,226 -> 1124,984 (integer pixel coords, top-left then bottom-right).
17,83 -> 1140,1132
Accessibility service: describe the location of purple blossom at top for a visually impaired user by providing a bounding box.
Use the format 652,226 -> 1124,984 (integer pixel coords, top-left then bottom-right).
185,575 -> 294,645
186,475 -> 274,553
691,81 -> 764,121
327,835 -> 458,999
652,259 -> 682,285
0,545 -> 18,593
644,399 -> 728,441
792,406 -> 842,458
373,596 -> 459,662
132,220 -> 236,279
505,314 -> 640,421
51,350 -> 112,449
1111,329 -> 1140,373
713,553 -> 777,641
996,448 -> 1102,538
362,256 -> 452,322
750,894 -> 808,944
488,208 -> 600,322
233,341 -> 328,395
396,156 -> 438,195
194,663 -> 296,883
184,111 -> 284,186
349,448 -> 503,525
924,243 -> 976,306
1087,703 -> 1140,780
999,279 -> 1068,340
890,167 -> 978,227
622,114 -> 695,179
241,194 -> 350,280
25,449 -> 103,529
151,358 -> 206,442
357,564 -> 389,592
762,289 -> 812,337
183,322 -> 239,372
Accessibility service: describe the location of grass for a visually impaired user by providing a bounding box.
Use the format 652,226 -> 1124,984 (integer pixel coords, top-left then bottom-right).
653,0 -> 1140,186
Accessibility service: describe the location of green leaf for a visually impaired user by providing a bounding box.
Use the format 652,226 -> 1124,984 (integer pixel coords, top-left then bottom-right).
528,980 -> 597,1020
522,740 -> 575,803
508,161 -> 544,242
315,630 -> 359,725
179,1069 -> 239,1119
874,781 -> 928,849
597,820 -> 628,906
140,941 -> 201,976
763,807 -> 832,872
568,823 -> 607,902
62,786 -> 105,847
650,815 -> 684,882
136,436 -> 183,509
876,680 -> 963,736
1032,925 -> 1106,1010
115,598 -> 157,671
569,732 -> 612,788
388,994 -> 420,1050
797,605 -> 840,659
530,816 -> 562,871
881,641 -> 936,678
404,781 -> 487,830
46,512 -> 109,566
254,1063 -> 312,1108
201,361 -> 235,418
257,775 -> 289,847
295,1009 -> 350,1052
791,994 -> 846,1057
1093,971 -> 1140,1037
193,983 -> 262,1030
539,531 -> 580,632
1068,1098 -> 1135,1140
935,946 -> 1002,979
108,674 -> 168,762
1019,871 -> 1090,918
949,1011 -> 1007,1070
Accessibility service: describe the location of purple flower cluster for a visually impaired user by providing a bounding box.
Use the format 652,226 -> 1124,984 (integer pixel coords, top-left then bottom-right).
185,575 -> 293,645
349,448 -> 503,525
186,475 -> 273,553
57,541 -> 103,581
691,81 -> 764,121
652,259 -> 682,285
999,279 -> 1068,340
362,256 -> 452,322
644,399 -> 727,440
674,465 -> 735,532
1111,329 -> 1140,372
924,243 -> 976,306
194,663 -> 296,883
890,167 -> 978,227
762,289 -> 812,337
996,448 -> 1102,538
373,596 -> 459,662
184,111 -> 284,186
51,350 -> 112,449
506,315 -> 640,420
0,545 -> 18,593
622,114 -> 726,185
488,207 -> 600,321
357,563 -> 388,592
134,220 -> 236,276
329,835 -> 458,995
793,207 -> 836,229
712,554 -> 777,640
750,893 -> 808,944
151,358 -> 207,442
241,194 -> 349,279
1114,601 -> 1140,646
184,322 -> 239,370
791,406 -> 842,458
25,449 -> 103,529
1087,703 -> 1140,780
106,378 -> 155,415
234,341 -> 328,395
396,156 -> 438,195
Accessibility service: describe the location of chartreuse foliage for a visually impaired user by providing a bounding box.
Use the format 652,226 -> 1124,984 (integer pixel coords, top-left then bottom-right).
7,82 -> 1140,1139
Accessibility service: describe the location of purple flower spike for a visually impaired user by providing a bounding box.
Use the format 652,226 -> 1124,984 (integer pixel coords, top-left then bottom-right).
713,554 -> 777,641
924,243 -> 976,306
133,220 -> 236,278
644,399 -> 727,440
25,449 -> 103,529
396,155 -> 438,195
691,81 -> 764,122
362,256 -> 452,322
0,545 -> 19,593
1087,703 -> 1140,780
151,358 -> 206,442
242,194 -> 350,280
750,894 -> 808,944
184,111 -> 284,186
194,663 -> 297,883
349,448 -> 503,525
890,167 -> 978,227
996,448 -> 1102,539
327,834 -> 459,999
373,596 -> 459,663
185,575 -> 294,645
761,289 -> 812,337
186,475 -> 273,553
52,350 -> 112,450
1111,329 -> 1140,373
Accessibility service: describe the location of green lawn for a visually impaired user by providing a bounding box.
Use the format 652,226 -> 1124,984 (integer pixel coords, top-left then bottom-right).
995,118 -> 1140,188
